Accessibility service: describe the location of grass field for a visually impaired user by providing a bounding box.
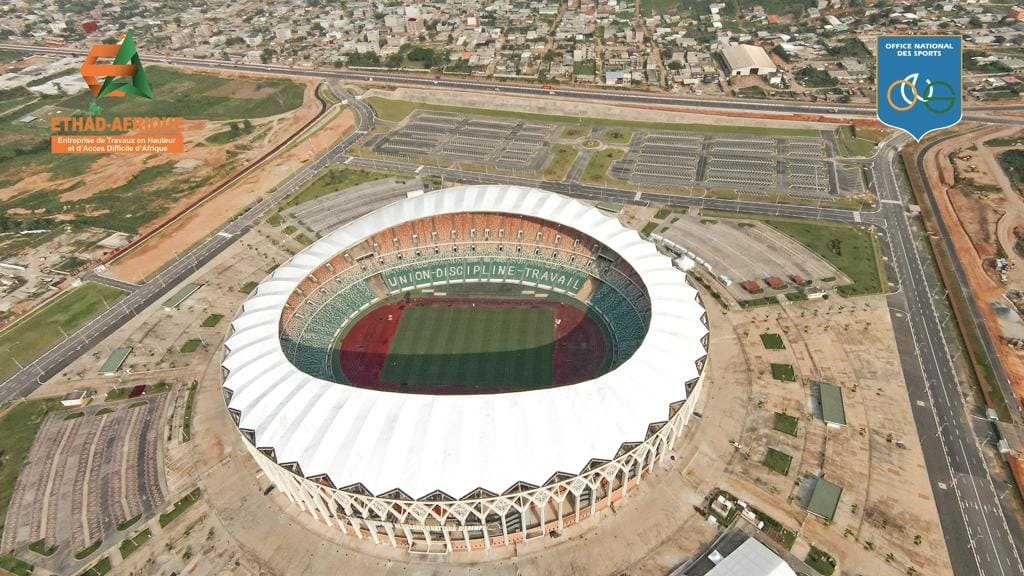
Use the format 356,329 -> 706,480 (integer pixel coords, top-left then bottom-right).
699,212 -> 885,296
381,306 -> 555,389
763,448 -> 793,475
836,125 -> 879,157
771,363 -> 797,381
765,220 -> 885,297
0,554 -> 32,576
201,314 -> 223,327
760,333 -> 786,350
59,66 -> 304,121
180,339 -> 203,353
0,283 -> 123,381
540,144 -> 578,181
773,412 -> 799,436
364,96 -> 821,137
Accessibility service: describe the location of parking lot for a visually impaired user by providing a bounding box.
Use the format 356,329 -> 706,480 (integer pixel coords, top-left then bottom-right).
659,215 -> 850,300
371,111 -> 557,171
611,131 -> 841,197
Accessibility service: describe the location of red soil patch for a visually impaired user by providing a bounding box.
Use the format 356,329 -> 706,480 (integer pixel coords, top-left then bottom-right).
338,297 -> 609,393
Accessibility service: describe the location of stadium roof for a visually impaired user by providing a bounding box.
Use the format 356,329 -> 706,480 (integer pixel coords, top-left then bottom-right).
221,185 -> 708,499
704,538 -> 797,576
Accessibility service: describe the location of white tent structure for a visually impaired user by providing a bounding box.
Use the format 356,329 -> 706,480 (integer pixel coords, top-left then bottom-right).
705,538 -> 798,576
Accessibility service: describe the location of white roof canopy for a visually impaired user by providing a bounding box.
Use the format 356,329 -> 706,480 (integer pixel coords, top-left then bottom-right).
222,186 -> 707,498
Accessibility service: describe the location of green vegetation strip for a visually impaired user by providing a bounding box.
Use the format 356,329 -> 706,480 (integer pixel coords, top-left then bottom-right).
239,281 -> 258,294
182,381 -> 198,442
116,513 -> 142,531
365,96 -> 821,137
119,528 -> 152,559
74,539 -> 102,560
0,283 -> 123,381
160,487 -> 202,528
283,167 -> 402,209
773,412 -> 799,436
0,554 -> 32,576
760,333 -> 785,350
0,398 -> 64,535
27,538 -> 57,557
80,556 -> 111,576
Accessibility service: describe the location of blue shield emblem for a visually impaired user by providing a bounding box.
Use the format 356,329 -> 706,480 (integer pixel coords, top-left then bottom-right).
877,36 -> 962,141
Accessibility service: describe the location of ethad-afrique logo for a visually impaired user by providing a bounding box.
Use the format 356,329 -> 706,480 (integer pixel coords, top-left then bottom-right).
51,31 -> 182,154
81,30 -> 153,115
877,35 -> 962,141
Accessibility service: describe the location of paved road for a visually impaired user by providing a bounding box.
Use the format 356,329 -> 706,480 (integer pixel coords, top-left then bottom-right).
0,58 -> 1021,576
873,143 -> 1024,576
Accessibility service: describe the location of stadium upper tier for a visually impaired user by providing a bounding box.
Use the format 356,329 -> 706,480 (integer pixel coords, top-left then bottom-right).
222,185 -> 708,499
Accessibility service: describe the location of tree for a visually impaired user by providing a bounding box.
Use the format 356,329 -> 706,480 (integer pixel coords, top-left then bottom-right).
667,60 -> 683,70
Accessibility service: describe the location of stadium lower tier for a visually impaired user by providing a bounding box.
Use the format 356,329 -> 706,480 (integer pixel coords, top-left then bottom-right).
280,255 -> 651,389
246,369 -> 704,554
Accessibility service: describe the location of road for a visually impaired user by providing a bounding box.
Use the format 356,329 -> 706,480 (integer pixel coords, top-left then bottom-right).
0,53 -> 1022,576
872,141 -> 1024,576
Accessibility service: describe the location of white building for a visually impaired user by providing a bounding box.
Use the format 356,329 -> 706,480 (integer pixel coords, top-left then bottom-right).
720,44 -> 777,76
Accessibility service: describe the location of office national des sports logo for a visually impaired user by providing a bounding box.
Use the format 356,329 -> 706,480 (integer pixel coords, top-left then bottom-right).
877,36 -> 962,141
81,31 -> 153,114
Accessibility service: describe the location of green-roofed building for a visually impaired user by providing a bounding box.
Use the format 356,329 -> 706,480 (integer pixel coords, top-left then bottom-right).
99,346 -> 132,376
817,381 -> 846,426
162,283 -> 202,310
808,477 -> 843,521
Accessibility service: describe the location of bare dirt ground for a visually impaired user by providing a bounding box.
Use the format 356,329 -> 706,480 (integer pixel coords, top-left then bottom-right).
924,126 -> 1024,406
105,105 -> 355,284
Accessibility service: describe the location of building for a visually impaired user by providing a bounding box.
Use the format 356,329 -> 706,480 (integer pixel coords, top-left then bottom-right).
696,537 -> 798,576
807,477 -> 843,521
720,44 -> 777,76
222,186 -> 709,553
60,389 -> 90,408
818,381 -> 846,426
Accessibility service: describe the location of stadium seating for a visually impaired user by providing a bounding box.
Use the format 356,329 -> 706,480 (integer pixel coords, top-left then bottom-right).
280,212 -> 654,377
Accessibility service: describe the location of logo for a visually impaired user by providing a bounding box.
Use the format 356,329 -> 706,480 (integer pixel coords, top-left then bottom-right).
877,36 -> 962,141
80,31 -> 152,115
52,30 -> 183,154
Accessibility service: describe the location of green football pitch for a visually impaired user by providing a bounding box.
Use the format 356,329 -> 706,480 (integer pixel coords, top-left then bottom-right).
380,305 -> 555,389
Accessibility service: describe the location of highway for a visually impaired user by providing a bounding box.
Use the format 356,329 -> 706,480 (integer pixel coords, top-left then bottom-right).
0,50 -> 1022,576
873,142 -> 1024,576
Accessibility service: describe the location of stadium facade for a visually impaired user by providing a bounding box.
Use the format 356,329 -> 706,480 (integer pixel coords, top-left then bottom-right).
221,185 -> 709,553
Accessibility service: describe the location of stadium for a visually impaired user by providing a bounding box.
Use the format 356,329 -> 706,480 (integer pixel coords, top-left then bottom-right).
221,185 -> 709,553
